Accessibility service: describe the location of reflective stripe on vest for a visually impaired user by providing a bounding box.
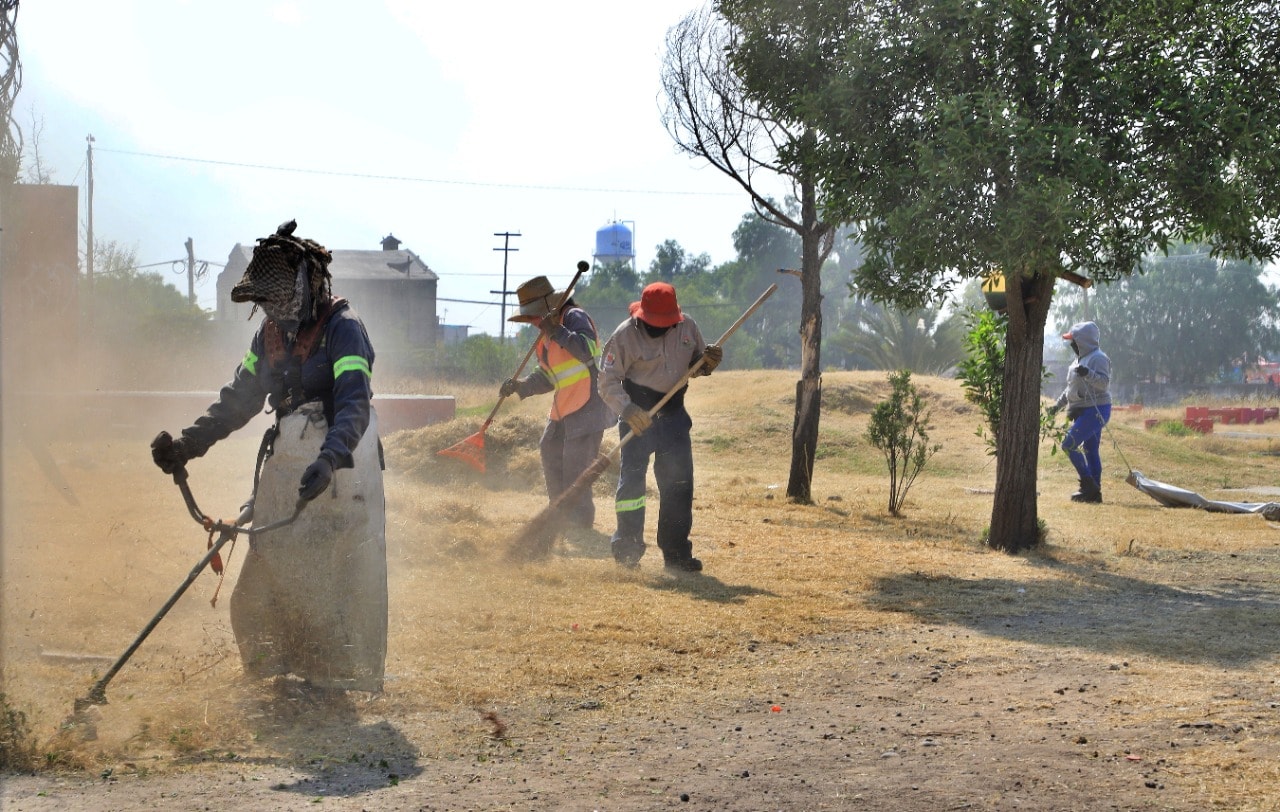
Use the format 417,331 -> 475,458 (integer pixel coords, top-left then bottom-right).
541,309 -> 600,421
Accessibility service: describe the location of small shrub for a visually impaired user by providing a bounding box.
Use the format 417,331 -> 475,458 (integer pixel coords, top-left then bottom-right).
1153,420 -> 1197,437
0,693 -> 38,772
865,370 -> 941,516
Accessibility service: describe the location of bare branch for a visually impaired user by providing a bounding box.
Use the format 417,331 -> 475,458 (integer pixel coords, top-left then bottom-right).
660,5 -> 801,231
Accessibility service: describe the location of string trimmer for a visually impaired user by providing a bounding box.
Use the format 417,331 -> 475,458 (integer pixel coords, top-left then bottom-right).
438,260 -> 591,473
65,465 -> 305,733
506,283 -> 779,561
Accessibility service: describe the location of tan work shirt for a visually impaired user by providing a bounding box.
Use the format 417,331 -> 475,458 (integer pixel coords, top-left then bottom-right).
599,317 -> 707,416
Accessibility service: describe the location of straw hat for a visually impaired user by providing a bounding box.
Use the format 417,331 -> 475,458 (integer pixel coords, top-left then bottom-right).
509,276 -> 559,323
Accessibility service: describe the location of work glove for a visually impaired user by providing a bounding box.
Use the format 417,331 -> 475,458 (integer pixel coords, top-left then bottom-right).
697,344 -> 723,376
1074,366 -> 1089,377
538,309 -> 562,333
621,403 -> 652,436
151,430 -> 195,475
298,455 -> 335,501
499,378 -> 521,399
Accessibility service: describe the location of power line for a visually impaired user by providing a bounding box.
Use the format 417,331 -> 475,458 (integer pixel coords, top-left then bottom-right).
95,146 -> 740,197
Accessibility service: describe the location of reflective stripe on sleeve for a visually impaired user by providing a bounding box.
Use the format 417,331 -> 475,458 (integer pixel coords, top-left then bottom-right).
333,355 -> 372,378
242,349 -> 259,376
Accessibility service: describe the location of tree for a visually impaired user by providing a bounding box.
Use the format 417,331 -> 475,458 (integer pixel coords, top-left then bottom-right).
724,0 -> 1280,551
661,4 -> 837,504
1054,244 -> 1280,386
644,239 -> 712,285
575,258 -> 644,337
1,0 -> 20,185
828,298 -> 966,374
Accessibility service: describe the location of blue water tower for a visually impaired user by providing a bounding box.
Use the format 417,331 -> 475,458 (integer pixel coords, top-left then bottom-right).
594,220 -> 636,269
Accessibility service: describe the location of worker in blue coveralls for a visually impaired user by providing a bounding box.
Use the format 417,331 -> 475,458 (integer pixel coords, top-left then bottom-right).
1053,320 -> 1112,504
150,219 -> 387,693
598,282 -> 722,572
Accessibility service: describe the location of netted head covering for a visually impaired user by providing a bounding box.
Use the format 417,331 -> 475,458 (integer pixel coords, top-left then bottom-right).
232,219 -> 333,325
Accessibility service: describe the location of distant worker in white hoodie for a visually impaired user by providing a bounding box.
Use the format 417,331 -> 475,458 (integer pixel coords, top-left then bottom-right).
1053,321 -> 1112,504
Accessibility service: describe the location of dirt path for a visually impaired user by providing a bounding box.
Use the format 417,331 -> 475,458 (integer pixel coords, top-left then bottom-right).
4,623 -> 1269,811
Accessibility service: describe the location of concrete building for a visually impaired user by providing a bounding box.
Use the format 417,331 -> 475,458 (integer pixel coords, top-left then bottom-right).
215,233 -> 439,355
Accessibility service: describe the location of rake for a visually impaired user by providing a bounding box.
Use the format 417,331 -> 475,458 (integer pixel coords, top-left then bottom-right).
438,260 -> 590,473
506,282 -> 779,561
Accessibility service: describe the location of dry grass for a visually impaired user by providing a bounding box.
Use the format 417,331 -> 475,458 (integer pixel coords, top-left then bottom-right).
3,370 -> 1280,808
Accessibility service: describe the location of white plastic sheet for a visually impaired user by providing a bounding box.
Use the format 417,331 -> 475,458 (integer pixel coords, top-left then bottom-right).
229,404 -> 388,691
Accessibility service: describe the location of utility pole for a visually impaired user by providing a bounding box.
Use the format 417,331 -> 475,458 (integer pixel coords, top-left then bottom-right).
86,133 -> 94,283
491,231 -> 521,343
185,237 -> 196,304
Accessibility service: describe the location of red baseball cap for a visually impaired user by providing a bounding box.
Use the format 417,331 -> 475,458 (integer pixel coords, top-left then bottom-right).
629,282 -> 684,328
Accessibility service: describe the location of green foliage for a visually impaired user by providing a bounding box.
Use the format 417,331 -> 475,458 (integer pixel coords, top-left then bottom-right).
85,240 -> 210,338
723,0 -> 1280,546
865,370 -> 940,516
644,239 -> 711,285
0,693 -> 37,772
1152,420 -> 1198,438
829,297 -> 965,373
1054,244 -> 1280,386
724,0 -> 1280,304
400,334 -> 528,385
577,217 -> 825,371
956,309 -> 1007,454
958,308 -> 1061,455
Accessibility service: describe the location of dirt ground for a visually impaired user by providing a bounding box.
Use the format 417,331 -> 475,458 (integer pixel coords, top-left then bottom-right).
7,638 -> 1263,812
4,372 -> 1280,811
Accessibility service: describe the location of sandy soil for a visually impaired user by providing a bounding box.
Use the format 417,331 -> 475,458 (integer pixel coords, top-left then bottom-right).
4,385 -> 1280,811
3,629 -> 1266,811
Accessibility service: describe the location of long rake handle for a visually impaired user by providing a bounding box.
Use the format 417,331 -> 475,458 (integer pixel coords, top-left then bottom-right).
481,260 -> 591,427
539,285 -> 778,516
593,279 -> 773,463
632,282 -> 778,426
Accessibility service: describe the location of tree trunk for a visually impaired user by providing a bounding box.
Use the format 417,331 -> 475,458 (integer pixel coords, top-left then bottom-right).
987,270 -> 1056,553
786,183 -> 830,503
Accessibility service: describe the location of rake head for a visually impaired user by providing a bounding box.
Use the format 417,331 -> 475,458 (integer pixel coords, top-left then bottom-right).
438,431 -> 486,473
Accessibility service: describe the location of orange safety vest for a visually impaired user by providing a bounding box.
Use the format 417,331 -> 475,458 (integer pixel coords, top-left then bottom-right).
538,308 -> 601,422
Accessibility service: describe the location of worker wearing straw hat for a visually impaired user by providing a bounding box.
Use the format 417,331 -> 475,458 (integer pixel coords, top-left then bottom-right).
500,276 -> 615,532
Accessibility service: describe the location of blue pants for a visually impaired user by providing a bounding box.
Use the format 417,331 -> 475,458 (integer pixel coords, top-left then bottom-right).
1062,404 -> 1111,488
612,408 -> 694,563
539,420 -> 604,529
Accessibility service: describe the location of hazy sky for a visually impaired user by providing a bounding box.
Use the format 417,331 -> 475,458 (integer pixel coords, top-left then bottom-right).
17,0 -> 771,336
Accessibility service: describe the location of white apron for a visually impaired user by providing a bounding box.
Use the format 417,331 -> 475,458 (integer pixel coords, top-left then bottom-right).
229,403 -> 387,691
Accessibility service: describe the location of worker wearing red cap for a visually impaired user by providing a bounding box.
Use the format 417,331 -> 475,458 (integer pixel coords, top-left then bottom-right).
598,282 -> 722,572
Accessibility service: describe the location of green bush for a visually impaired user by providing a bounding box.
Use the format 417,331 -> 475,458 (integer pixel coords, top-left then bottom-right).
866,370 -> 940,516
0,693 -> 38,772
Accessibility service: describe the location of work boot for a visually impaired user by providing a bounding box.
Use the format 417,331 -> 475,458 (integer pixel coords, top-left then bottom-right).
1070,478 -> 1102,504
611,536 -> 646,569
663,556 -> 703,574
